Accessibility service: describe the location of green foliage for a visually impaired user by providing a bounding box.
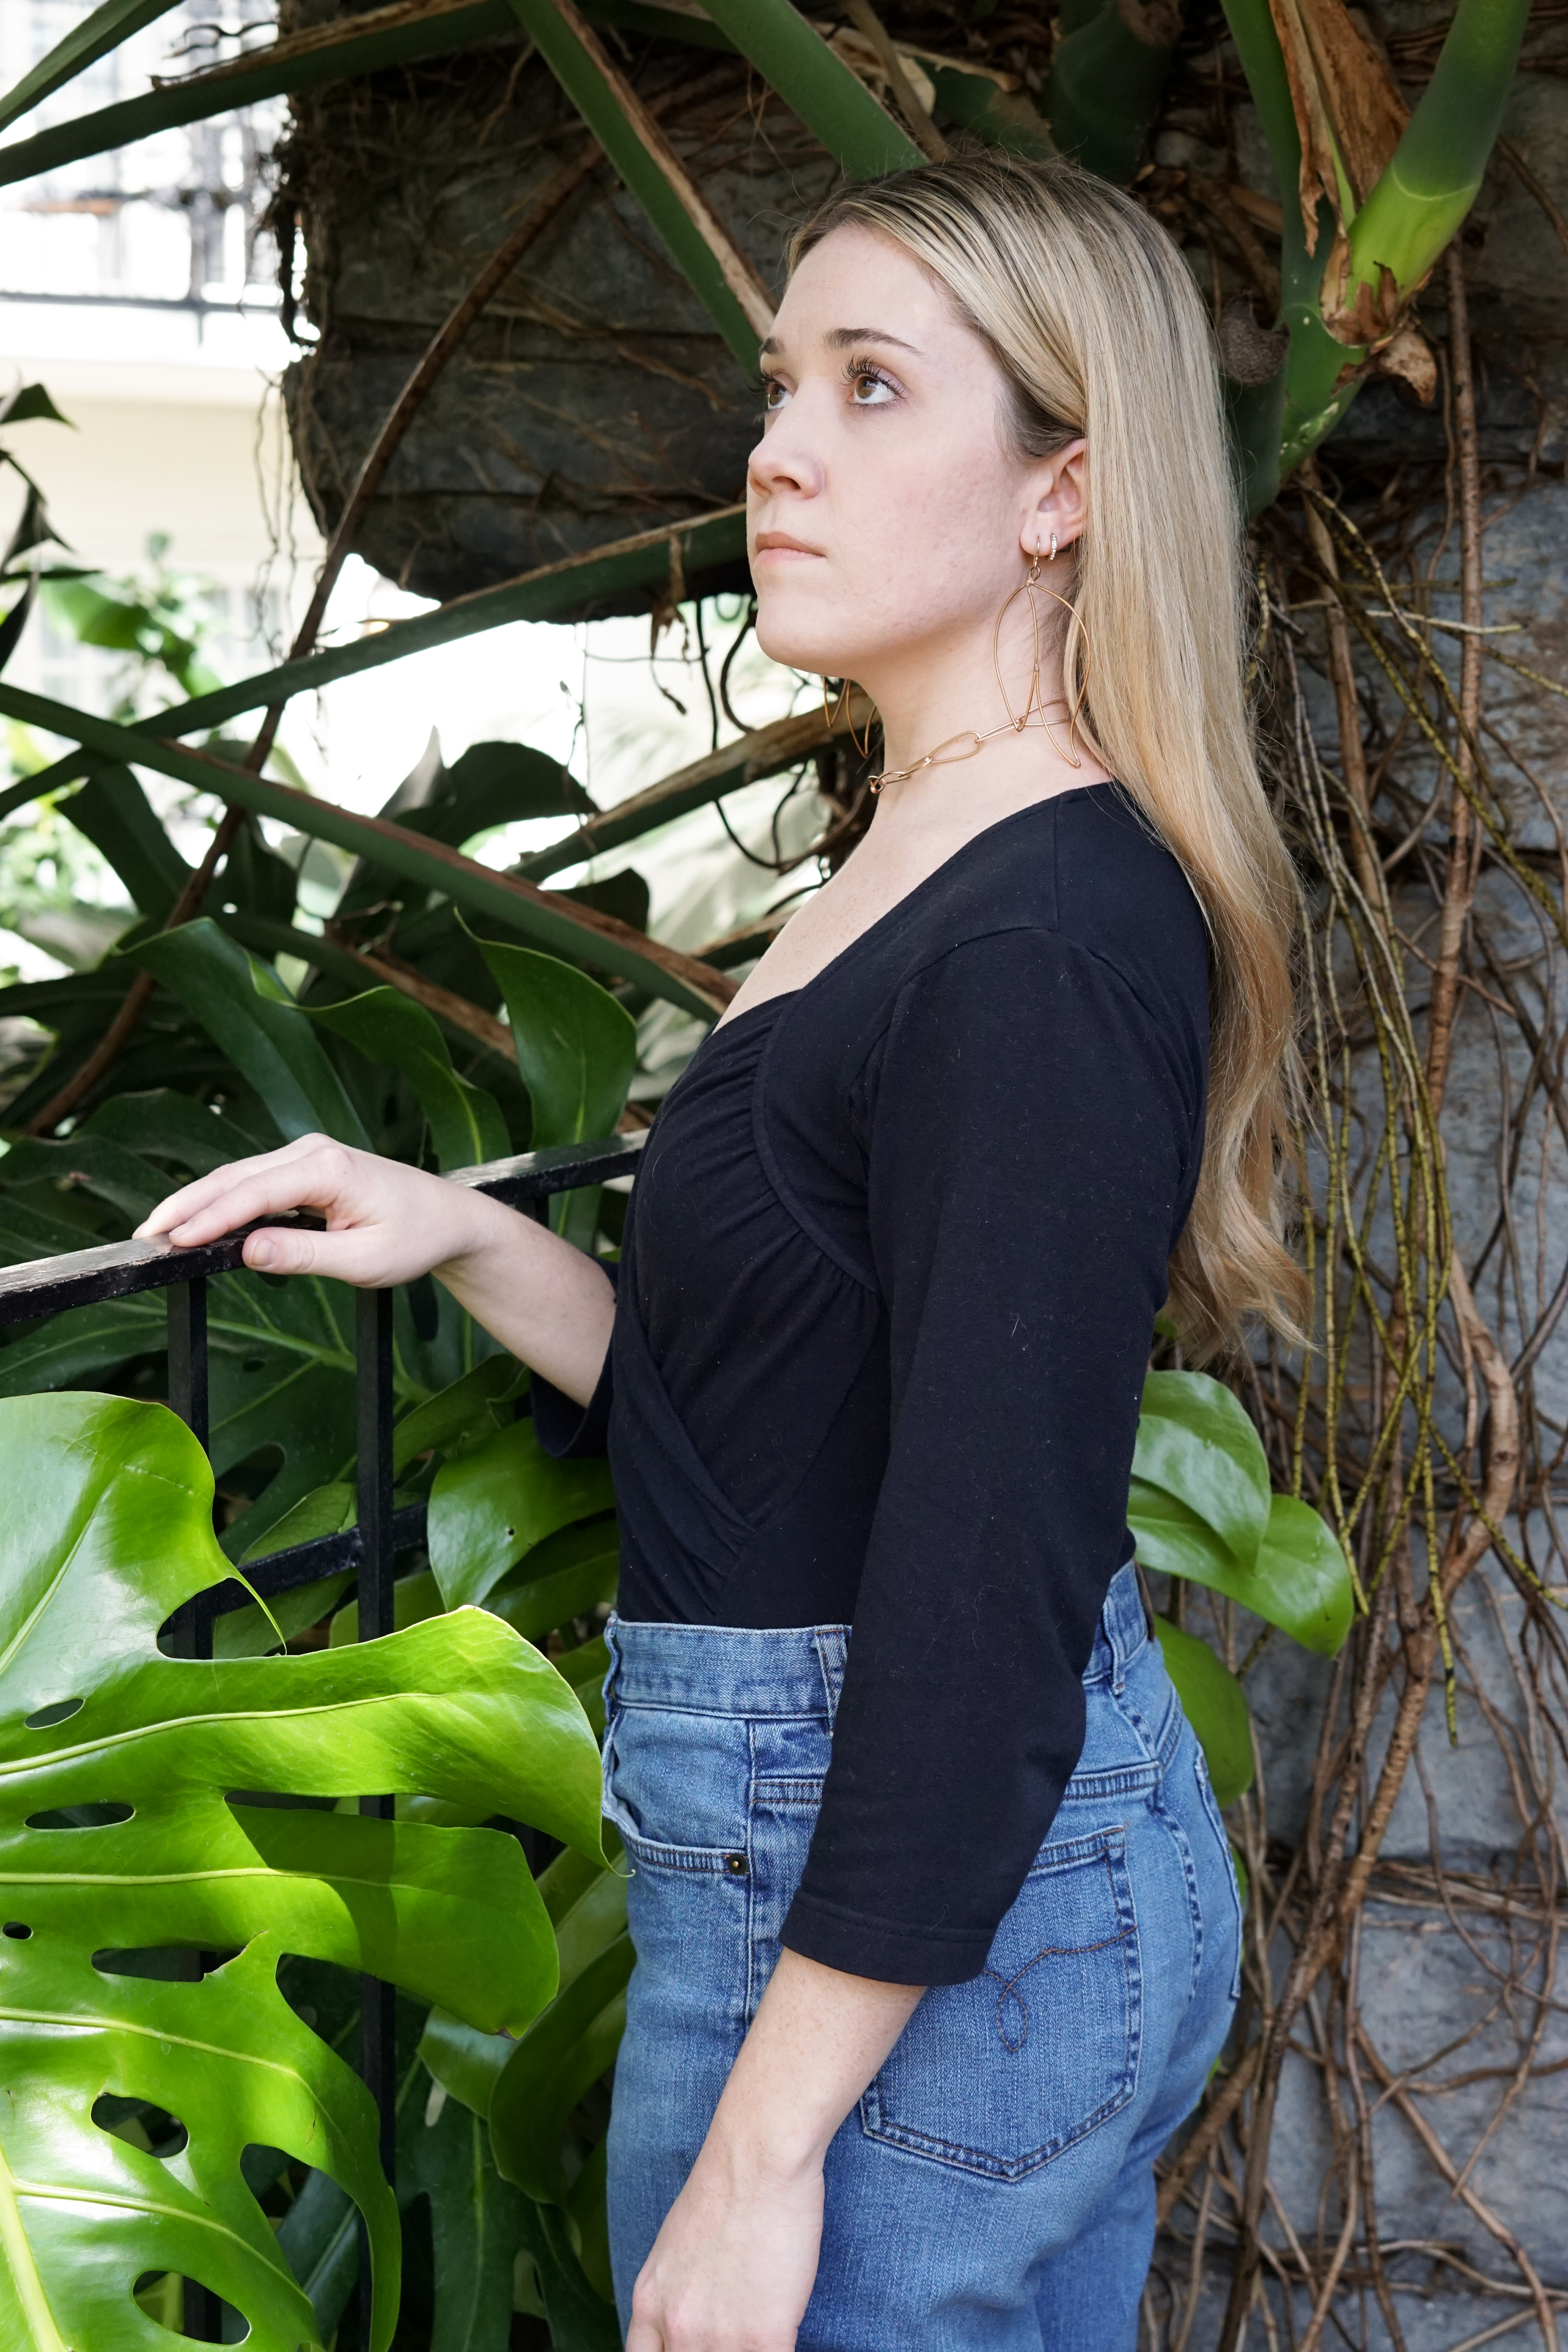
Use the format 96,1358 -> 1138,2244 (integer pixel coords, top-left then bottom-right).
311,989 -> 510,1171
127,920 -> 370,1147
0,1390 -> 603,2348
1131,1370 -> 1355,1657
1046,0 -> 1177,183
423,1844 -> 631,2311
1222,0 -> 1533,493
476,936 -> 637,1150
700,0 -> 921,177
428,1421 -> 616,1610
400,2079 -> 534,2352
1152,1615 -> 1255,1805
0,679 -> 725,1018
44,551 -> 224,713
0,0 -> 183,137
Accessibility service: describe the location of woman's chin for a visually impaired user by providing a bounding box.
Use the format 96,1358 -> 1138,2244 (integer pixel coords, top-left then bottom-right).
753,604 -> 856,681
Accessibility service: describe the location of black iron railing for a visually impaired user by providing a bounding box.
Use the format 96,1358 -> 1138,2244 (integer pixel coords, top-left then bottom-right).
0,1130 -> 644,2343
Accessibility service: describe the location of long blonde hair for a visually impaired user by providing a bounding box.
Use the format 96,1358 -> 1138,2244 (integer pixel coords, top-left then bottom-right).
792,151 -> 1307,1360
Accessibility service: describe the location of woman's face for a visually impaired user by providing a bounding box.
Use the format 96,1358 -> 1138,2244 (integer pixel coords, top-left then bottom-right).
747,225 -> 1082,688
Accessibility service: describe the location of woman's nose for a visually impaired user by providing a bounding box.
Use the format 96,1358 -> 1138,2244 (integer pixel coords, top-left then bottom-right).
747,411 -> 824,501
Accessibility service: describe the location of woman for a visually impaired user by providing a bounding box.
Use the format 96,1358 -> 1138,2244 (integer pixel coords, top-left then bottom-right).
142,154 -> 1304,2351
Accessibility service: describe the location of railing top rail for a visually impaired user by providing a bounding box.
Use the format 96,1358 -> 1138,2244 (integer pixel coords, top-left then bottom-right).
0,1129 -> 646,1323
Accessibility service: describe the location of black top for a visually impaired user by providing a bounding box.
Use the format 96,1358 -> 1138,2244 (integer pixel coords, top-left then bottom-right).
535,784 -> 1209,1984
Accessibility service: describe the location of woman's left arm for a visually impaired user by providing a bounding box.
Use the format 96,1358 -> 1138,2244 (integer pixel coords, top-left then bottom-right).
626,1950 -> 923,2352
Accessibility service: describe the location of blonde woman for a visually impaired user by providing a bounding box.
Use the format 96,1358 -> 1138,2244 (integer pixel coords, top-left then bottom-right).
143,154 -> 1304,2352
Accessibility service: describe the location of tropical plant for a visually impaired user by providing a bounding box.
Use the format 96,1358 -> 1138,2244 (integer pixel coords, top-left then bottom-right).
0,1386 -> 605,2348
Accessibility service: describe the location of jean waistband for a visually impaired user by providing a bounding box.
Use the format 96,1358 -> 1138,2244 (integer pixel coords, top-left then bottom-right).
605,1559 -> 1147,1720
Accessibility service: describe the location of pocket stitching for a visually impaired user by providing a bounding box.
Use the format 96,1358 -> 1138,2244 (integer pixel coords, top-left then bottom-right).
857,1829 -> 1142,2182
1193,1748 -> 1245,2003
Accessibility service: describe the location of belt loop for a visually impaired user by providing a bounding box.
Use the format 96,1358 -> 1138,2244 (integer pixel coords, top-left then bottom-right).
603,1611 -> 623,1703
813,1626 -> 847,1726
1107,1567 -> 1139,1695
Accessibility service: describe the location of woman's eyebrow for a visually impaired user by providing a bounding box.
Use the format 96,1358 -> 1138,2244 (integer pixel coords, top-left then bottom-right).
758,327 -> 922,357
824,327 -> 921,353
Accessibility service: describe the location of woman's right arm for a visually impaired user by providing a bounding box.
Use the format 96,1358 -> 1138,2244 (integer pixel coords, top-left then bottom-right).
135,1132 -> 616,1407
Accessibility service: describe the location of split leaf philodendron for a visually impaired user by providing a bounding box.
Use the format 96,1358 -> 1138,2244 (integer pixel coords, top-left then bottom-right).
0,1390 -> 604,2349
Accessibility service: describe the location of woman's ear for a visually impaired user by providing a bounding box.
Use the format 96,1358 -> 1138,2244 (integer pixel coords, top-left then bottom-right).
1022,438 -> 1088,561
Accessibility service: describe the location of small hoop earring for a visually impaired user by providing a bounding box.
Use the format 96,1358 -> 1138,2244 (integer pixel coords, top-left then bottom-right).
1048,530 -> 1058,564
994,551 -> 1092,768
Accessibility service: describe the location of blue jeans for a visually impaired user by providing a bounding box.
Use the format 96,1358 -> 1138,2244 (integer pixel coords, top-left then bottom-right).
601,1564 -> 1241,2351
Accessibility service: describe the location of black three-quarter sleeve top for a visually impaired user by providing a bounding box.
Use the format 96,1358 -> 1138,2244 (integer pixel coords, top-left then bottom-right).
534,782 -> 1210,1986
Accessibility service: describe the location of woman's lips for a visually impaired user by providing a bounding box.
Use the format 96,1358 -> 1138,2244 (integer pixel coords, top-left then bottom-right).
754,534 -> 825,563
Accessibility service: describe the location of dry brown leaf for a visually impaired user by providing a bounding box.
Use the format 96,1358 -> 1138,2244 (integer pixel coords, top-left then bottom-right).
1266,0 -> 1408,252
1370,322 -> 1438,404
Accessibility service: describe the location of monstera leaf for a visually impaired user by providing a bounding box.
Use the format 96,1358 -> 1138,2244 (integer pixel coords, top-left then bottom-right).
0,1391 -> 604,2350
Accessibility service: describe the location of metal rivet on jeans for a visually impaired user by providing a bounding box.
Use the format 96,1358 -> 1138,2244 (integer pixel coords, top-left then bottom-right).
724,1853 -> 749,1876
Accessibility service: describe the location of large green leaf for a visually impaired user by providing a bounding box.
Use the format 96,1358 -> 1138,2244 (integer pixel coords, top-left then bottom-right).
1153,1616 -> 1254,1806
476,937 -> 636,1149
701,0 -> 919,176
517,2196 -> 625,2350
0,2 -> 517,188
487,1520 -> 621,1646
0,1133 -> 166,1226
488,1938 -> 633,2206
428,1420 -> 615,1609
1253,1494 -> 1355,1659
127,921 -> 369,1148
0,0 -> 181,137
0,684 -> 725,1022
508,0 -> 768,370
63,762 -> 191,921
1132,1371 -> 1272,1570
310,988 -> 510,1172
5,510 -> 748,745
0,1929 -> 391,2352
1046,0 -> 1176,183
393,1356 -> 524,1477
80,1088 -> 270,1176
0,1391 -> 605,2348
423,1856 -> 626,2125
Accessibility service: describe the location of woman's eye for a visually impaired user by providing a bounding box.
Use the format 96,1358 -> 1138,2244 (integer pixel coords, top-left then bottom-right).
849,368 -> 896,406
761,377 -> 788,412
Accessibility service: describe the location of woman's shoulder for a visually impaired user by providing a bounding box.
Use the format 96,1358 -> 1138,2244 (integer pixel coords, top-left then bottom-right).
890,782 -> 1208,1014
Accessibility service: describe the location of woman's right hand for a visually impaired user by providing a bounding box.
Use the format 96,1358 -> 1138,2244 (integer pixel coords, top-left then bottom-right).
134,1131 -> 482,1288
134,1131 -> 618,1407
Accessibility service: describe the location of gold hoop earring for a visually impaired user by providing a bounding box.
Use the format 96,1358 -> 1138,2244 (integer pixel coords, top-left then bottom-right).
821,672 -> 874,761
992,548 -> 1091,767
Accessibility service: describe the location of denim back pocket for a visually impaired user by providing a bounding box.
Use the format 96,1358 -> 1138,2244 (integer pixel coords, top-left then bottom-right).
858,1826 -> 1140,2181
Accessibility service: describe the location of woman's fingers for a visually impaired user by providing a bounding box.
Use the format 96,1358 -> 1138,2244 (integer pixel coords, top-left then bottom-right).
136,1136 -> 359,1246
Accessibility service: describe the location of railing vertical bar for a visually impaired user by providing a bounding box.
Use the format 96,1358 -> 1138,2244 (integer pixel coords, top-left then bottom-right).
356,1286 -> 398,2345
167,1279 -> 215,1670
167,1280 -> 222,2345
167,1276 -> 209,1451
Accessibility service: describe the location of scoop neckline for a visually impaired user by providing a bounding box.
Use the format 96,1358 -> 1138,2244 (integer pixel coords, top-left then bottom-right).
709,780 -> 1124,1045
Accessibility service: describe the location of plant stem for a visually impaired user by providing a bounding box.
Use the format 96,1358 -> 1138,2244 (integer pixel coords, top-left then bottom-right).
1424,243 -> 1484,1121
